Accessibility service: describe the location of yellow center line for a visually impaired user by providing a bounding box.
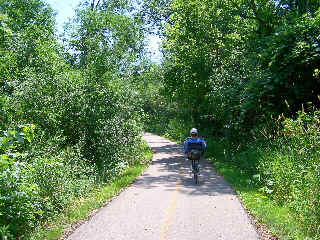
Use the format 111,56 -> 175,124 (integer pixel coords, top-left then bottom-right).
160,169 -> 183,240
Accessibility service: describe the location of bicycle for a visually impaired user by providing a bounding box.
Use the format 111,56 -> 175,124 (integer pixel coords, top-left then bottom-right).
191,158 -> 200,184
185,137 -> 206,185
187,149 -> 202,184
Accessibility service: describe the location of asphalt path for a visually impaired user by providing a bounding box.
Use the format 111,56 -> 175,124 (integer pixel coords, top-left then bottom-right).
68,133 -> 258,240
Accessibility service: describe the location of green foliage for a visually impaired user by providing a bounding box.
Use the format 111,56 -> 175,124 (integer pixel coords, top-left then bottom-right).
143,0 -> 320,238
0,126 -> 95,238
148,0 -> 320,132
0,0 -> 57,93
63,1 -> 145,79
0,125 -> 35,171
136,64 -> 175,134
258,111 -> 320,236
164,118 -> 193,142
0,0 -> 150,238
244,9 -> 320,116
156,0 -> 258,129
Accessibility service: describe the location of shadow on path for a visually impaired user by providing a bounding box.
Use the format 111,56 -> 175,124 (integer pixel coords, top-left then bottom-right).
138,136 -> 235,197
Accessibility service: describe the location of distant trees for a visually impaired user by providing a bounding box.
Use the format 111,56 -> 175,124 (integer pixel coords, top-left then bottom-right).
144,0 -> 320,132
140,1 -> 320,237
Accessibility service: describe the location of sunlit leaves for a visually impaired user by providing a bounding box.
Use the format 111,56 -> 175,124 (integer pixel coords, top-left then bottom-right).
64,2 -> 145,78
147,0 -> 320,132
159,0 -> 253,126
0,0 -> 57,95
1,1 -> 148,237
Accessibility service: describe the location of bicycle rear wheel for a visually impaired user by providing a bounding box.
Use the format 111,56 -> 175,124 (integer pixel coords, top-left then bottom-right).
192,159 -> 199,184
193,171 -> 199,184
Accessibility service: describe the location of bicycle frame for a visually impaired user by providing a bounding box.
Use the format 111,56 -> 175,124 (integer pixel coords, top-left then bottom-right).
191,158 -> 200,184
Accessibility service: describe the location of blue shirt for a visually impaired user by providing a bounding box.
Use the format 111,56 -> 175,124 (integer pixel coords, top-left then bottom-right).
184,137 -> 207,154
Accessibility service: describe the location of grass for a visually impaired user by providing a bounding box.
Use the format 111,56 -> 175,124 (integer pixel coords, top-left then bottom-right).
208,141 -> 309,240
155,127 -> 309,240
27,145 -> 153,240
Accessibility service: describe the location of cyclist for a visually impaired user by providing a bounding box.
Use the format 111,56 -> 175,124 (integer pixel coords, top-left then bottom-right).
184,128 -> 207,172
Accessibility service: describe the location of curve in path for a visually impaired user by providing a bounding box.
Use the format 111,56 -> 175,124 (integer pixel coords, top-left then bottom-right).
68,133 -> 258,240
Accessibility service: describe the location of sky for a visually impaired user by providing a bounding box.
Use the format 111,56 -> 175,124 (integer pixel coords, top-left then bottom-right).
45,0 -> 162,62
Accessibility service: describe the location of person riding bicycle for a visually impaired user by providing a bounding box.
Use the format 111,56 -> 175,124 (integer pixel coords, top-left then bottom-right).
184,128 -> 207,161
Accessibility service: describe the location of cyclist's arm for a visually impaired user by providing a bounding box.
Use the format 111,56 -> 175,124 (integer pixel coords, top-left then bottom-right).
184,140 -> 189,154
201,139 -> 207,150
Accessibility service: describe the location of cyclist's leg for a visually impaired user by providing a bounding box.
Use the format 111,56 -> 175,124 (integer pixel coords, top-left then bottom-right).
195,159 -> 200,173
191,159 -> 195,172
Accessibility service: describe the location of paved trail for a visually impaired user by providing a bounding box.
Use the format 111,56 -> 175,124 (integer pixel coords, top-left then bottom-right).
68,133 -> 258,240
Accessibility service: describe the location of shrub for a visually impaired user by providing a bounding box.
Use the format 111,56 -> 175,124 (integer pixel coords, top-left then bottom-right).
0,126 -> 96,238
258,111 -> 320,236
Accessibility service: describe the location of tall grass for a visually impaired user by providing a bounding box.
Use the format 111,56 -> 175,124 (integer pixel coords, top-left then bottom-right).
149,111 -> 320,239
257,111 -> 320,237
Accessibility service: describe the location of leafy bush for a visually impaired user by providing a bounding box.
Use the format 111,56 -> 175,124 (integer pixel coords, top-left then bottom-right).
0,126 -> 96,238
9,68 -> 143,169
258,111 -> 320,236
1,62 -> 145,239
0,0 -> 148,239
243,10 -> 320,119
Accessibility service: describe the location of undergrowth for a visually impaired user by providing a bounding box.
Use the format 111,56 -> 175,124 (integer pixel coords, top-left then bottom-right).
0,126 -> 151,239
27,141 -> 152,240
148,111 -> 320,239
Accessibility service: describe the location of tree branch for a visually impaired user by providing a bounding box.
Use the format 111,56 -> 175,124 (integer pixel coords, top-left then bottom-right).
91,0 -> 101,10
91,0 -> 95,10
96,0 -> 101,9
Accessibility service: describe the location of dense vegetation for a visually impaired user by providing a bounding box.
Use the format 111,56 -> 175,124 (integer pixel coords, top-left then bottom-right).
1,0 -> 320,239
142,0 -> 320,239
0,0 -> 154,238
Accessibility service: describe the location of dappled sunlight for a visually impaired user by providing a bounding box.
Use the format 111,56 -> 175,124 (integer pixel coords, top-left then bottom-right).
137,133 -> 237,197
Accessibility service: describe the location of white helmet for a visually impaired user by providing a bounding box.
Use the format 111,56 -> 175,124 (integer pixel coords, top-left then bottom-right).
190,128 -> 198,135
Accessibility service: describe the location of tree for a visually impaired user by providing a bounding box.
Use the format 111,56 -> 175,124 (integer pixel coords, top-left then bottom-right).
64,0 -> 145,80
0,0 -> 60,93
